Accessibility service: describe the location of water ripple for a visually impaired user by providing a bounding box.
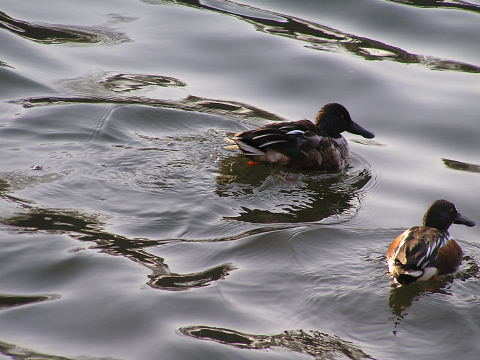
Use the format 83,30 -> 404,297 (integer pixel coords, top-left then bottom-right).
217,153 -> 377,224
0,339 -> 121,360
180,326 -> 375,360
0,293 -> 58,310
0,196 -> 234,292
12,83 -> 284,122
0,10 -> 130,45
442,158 -> 480,173
386,0 -> 480,14
145,0 -> 480,73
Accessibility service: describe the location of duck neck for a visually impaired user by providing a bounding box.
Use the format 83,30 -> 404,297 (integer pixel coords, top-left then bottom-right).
423,213 -> 450,232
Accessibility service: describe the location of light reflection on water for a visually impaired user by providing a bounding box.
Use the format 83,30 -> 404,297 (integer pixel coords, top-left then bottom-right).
0,0 -> 480,359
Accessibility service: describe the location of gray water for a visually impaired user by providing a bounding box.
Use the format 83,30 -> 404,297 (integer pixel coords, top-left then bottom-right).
1,1 -> 480,359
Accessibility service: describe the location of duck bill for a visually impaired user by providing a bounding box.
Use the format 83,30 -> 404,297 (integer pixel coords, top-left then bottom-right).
347,121 -> 375,139
454,212 -> 475,227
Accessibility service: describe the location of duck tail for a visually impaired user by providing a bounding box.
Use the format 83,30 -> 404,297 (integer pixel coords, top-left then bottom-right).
234,139 -> 265,157
224,132 -> 237,145
224,132 -> 265,156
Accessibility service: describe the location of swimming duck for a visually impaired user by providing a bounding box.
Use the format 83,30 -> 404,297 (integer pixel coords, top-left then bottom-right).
387,200 -> 475,286
226,103 -> 374,171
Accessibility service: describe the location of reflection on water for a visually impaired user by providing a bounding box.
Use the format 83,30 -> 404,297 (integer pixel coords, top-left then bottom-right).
217,154 -> 375,223
388,280 -> 447,317
1,0 -> 479,358
0,181 -> 233,292
145,0 -> 480,73
0,11 -> 130,45
0,339 -> 121,360
180,325 -> 375,360
387,278 -> 454,336
386,0 -> 480,14
388,254 -> 479,334
13,71 -> 284,121
149,263 -> 233,291
100,73 -> 186,93
443,158 -> 480,174
0,60 -> 11,69
0,178 -> 34,209
0,293 -> 57,310
456,255 -> 480,281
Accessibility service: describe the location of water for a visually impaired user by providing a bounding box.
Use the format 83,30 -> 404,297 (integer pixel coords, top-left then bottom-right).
0,0 -> 479,359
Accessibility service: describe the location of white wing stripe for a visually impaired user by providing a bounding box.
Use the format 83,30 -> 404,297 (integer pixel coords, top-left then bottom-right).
285,129 -> 305,135
258,140 -> 289,148
235,140 -> 265,156
251,133 -> 278,140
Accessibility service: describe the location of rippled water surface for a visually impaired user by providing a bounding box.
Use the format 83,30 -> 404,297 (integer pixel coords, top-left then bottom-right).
1,0 -> 480,359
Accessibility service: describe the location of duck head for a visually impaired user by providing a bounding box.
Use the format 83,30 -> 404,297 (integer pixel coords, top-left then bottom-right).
314,103 -> 375,139
423,199 -> 475,232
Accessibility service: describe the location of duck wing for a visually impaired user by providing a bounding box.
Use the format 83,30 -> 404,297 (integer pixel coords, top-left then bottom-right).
231,120 -> 324,158
394,226 -> 450,271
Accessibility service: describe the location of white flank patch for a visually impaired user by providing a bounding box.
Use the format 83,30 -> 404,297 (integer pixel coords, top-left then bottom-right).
417,267 -> 438,281
404,270 -> 423,277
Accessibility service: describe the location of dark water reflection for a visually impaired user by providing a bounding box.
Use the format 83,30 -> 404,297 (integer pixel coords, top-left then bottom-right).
388,279 -> 450,318
443,158 -> 480,174
100,73 -> 187,93
0,10 -> 130,45
15,93 -> 283,122
14,71 -> 283,122
217,154 -> 375,223
0,339 -> 121,360
181,325 -> 374,360
0,293 -> 56,310
145,0 -> 480,73
1,192 -> 234,292
1,0 -> 480,359
386,0 -> 480,14
388,254 -> 480,336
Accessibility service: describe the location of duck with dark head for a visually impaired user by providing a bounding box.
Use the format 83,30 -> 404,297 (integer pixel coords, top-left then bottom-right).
226,103 -> 374,171
387,200 -> 475,286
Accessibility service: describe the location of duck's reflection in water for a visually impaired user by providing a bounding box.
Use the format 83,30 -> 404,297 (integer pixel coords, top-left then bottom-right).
180,325 -> 375,360
388,255 -> 479,334
217,154 -> 375,224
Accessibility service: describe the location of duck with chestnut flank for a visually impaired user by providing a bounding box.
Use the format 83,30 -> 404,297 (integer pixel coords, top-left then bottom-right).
226,103 -> 374,171
387,200 -> 475,286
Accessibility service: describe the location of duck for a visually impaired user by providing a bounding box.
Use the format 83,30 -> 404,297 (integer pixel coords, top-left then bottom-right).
387,199 -> 475,286
226,103 -> 374,171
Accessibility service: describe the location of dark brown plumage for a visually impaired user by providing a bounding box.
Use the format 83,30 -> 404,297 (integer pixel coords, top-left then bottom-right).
227,103 -> 374,171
